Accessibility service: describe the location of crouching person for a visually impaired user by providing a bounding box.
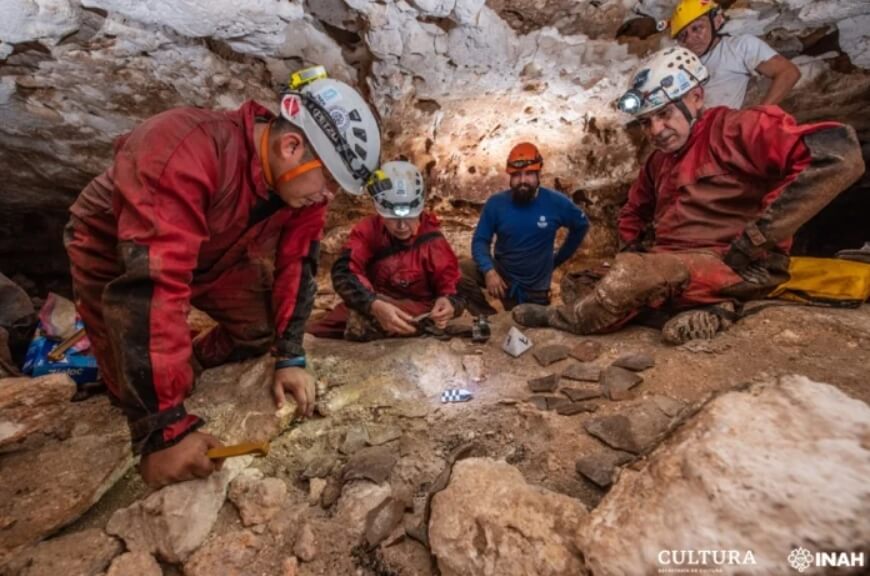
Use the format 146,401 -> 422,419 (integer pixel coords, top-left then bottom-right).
513,47 -> 864,344
306,161 -> 464,341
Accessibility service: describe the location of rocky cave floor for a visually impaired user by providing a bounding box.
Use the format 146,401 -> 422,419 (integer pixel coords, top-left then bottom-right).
1,298 -> 868,576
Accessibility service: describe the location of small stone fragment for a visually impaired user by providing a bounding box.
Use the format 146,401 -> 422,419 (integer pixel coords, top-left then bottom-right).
575,448 -> 635,487
366,425 -> 402,446
562,386 -> 602,402
568,340 -> 603,362
340,425 -> 370,455
320,476 -> 343,509
228,474 -> 287,527
611,353 -> 655,372
302,455 -> 336,479
533,344 -> 569,366
527,373 -> 558,393
364,497 -> 406,548
556,402 -> 598,416
584,401 -> 672,454
293,523 -> 317,562
107,552 -> 162,576
600,366 -> 643,401
308,478 -> 327,506
282,556 -> 299,576
462,355 -> 486,382
562,362 -> 601,382
649,395 -> 686,417
342,446 -> 398,485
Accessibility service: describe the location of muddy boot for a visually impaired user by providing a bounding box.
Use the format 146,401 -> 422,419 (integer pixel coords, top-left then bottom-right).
661,303 -> 735,345
512,304 -> 551,328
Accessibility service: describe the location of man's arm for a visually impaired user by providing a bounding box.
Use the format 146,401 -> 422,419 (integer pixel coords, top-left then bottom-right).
425,236 -> 465,317
719,109 -> 864,270
617,158 -> 657,250
330,219 -> 379,314
756,55 -> 801,106
273,204 -> 328,358
554,198 -> 589,268
471,200 -> 497,274
106,131 -> 212,457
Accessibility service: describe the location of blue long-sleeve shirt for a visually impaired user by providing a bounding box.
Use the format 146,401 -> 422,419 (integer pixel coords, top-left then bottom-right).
472,187 -> 589,295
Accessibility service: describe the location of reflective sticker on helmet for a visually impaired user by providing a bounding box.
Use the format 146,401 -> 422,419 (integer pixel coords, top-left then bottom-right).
677,71 -> 691,91
329,106 -> 349,132
316,87 -> 342,106
282,95 -> 302,118
632,68 -> 650,89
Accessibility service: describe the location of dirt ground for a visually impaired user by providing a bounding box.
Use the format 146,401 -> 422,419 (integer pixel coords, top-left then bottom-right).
62,299 -> 870,576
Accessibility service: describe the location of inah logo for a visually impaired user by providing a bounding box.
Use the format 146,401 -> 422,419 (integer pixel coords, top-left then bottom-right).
788,547 -> 866,572
788,548 -> 813,573
537,215 -> 548,229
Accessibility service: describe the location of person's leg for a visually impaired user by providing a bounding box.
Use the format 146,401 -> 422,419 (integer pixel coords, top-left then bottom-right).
64,220 -> 121,397
190,260 -> 274,369
457,258 -> 498,316
344,297 -> 432,342
306,303 -> 351,339
514,252 -> 690,334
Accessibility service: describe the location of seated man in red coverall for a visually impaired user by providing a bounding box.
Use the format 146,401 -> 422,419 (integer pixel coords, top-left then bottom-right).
307,161 -> 464,341
63,68 -> 381,487
513,47 -> 864,343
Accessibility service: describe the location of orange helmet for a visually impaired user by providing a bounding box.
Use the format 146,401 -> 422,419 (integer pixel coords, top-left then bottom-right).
506,142 -> 543,174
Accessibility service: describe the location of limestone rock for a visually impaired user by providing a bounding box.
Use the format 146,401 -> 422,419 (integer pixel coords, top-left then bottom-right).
293,523 -> 317,562
600,366 -> 643,401
3,529 -> 122,576
106,458 -> 249,563
308,478 -> 327,506
106,552 -> 162,576
183,529 -> 263,576
281,556 -> 299,576
579,375 -> 870,574
228,471 -> 288,527
336,482 -> 392,538
584,400 -> 673,454
364,496 -> 406,548
0,373 -> 76,452
429,458 -> 586,576
0,397 -> 132,566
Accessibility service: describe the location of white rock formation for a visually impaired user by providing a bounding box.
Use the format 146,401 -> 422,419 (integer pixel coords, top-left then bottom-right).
578,375 -> 870,575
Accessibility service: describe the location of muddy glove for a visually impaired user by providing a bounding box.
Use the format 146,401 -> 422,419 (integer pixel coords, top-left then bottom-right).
723,232 -> 763,275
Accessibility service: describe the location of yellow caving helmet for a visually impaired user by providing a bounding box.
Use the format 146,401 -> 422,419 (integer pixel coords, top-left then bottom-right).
670,0 -> 719,38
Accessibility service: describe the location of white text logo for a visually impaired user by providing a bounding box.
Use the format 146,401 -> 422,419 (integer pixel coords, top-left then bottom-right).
788,547 -> 865,572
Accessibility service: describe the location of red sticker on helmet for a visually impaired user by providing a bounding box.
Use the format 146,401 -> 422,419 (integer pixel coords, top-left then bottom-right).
282,95 -> 301,118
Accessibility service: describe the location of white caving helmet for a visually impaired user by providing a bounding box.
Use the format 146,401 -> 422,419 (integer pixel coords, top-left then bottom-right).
617,47 -> 710,118
366,161 -> 425,219
279,66 -> 381,195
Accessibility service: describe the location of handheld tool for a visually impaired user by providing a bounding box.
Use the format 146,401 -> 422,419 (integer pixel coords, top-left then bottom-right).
411,312 -> 431,323
47,327 -> 87,362
471,316 -> 491,343
207,441 -> 270,460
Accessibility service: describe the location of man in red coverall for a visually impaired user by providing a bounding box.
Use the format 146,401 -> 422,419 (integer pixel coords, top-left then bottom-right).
513,47 -> 863,343
307,161 -> 463,340
64,68 -> 381,487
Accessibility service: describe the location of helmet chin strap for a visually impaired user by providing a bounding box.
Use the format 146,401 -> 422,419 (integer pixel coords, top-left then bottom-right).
259,120 -> 324,189
698,11 -> 721,58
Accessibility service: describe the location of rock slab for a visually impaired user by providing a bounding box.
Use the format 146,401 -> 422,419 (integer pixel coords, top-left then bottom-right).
3,529 -> 121,576
600,366 -> 643,400
429,457 -> 587,576
584,400 -> 672,454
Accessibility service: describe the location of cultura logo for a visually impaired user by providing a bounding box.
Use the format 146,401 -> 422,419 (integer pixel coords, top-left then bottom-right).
788,548 -> 813,573
788,547 -> 866,572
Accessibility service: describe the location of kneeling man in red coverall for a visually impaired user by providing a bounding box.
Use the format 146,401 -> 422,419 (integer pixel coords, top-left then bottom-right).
307,161 -> 464,341
513,47 -> 864,343
64,68 -> 381,487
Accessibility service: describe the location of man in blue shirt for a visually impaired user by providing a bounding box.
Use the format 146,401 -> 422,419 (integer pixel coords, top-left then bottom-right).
459,142 -> 590,315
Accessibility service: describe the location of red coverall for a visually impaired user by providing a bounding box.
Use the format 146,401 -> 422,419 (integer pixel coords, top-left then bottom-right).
579,104 -> 859,331
307,212 -> 461,338
64,101 -> 326,455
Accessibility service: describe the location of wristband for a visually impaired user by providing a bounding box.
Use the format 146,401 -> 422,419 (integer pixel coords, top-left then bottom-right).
275,356 -> 306,370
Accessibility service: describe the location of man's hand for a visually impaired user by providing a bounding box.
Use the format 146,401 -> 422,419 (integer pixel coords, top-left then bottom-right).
429,297 -> 455,329
139,431 -> 224,488
484,270 -> 507,299
370,299 -> 417,335
273,366 -> 316,418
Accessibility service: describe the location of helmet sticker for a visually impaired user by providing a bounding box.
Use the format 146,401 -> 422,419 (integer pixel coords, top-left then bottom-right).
281,95 -> 302,118
329,106 -> 349,132
632,68 -> 650,89
316,86 -> 342,106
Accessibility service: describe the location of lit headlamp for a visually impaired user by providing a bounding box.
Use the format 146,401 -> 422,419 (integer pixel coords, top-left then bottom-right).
618,89 -> 644,115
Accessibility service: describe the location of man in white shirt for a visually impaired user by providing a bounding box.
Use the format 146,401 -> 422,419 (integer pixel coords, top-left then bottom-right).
670,0 -> 801,109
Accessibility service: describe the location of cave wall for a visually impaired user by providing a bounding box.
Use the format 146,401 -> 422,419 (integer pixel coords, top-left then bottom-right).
1,0 -> 869,287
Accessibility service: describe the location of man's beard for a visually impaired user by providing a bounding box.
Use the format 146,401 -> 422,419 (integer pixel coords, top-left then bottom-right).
511,184 -> 537,205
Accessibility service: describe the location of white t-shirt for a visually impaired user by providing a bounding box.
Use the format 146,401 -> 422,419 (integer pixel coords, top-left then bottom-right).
701,34 -> 778,109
